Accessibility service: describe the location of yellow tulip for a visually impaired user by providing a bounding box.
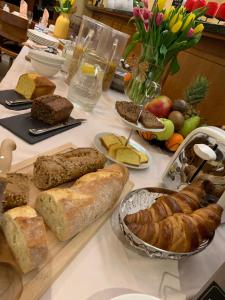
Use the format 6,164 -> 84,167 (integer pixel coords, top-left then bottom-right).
71,0 -> 76,5
171,20 -> 183,33
178,6 -> 186,13
182,13 -> 196,30
169,13 -> 179,28
193,24 -> 204,34
157,0 -> 167,11
163,6 -> 175,21
178,14 -> 183,21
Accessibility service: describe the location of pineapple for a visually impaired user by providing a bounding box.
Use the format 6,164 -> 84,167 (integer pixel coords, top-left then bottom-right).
184,75 -> 209,118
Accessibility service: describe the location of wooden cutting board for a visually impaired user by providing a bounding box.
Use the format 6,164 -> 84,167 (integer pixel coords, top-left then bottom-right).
0,143 -> 134,300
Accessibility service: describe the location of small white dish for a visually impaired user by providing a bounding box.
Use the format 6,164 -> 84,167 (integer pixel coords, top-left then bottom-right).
29,49 -> 65,65
111,294 -> 160,300
30,57 -> 61,77
93,132 -> 150,170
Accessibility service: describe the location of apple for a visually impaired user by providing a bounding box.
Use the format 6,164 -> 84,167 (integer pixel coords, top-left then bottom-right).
154,118 -> 174,141
179,116 -> 201,138
145,95 -> 173,118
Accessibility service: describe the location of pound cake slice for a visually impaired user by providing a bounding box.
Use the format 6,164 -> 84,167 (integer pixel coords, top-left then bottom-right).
16,73 -> 56,99
2,206 -> 48,274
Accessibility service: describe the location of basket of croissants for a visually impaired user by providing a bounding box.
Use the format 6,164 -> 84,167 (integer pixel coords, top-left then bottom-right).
119,180 -> 223,259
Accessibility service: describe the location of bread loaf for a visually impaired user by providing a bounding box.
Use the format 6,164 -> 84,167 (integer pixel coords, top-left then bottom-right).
1,173 -> 29,211
33,148 -> 107,189
2,206 -> 48,273
31,95 -> 74,125
16,73 -> 56,99
35,164 -> 129,241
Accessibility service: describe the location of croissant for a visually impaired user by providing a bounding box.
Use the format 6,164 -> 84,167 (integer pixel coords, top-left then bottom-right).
127,204 -> 223,253
124,181 -> 209,225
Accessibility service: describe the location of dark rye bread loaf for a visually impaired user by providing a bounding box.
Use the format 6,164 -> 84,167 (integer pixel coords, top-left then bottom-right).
115,101 -> 164,129
31,95 -> 74,125
33,148 -> 107,190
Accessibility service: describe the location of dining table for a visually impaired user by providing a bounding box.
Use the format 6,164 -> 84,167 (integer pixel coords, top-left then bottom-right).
0,46 -> 224,300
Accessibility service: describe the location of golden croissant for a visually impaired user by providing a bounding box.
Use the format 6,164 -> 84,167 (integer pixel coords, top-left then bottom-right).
124,181 -> 209,225
127,204 -> 223,253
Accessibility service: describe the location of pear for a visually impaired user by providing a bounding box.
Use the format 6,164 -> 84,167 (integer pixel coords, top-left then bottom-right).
179,116 -> 200,138
154,119 -> 174,141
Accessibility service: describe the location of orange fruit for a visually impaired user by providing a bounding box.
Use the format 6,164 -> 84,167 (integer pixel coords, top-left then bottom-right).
165,133 -> 184,152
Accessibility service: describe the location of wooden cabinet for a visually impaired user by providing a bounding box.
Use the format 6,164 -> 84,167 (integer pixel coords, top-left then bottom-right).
162,33 -> 225,126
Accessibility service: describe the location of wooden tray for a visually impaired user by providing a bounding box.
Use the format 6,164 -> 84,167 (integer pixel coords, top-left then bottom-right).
0,143 -> 134,300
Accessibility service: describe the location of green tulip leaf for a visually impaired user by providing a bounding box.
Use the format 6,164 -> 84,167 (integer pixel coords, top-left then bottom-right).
170,56 -> 180,74
123,41 -> 139,59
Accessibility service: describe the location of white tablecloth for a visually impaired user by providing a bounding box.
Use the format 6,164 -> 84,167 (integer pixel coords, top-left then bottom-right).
0,47 -> 224,300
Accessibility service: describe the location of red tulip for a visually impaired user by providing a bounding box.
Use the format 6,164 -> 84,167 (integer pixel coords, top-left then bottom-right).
156,12 -> 164,26
205,2 -> 219,17
192,0 -> 206,10
140,8 -> 153,31
216,3 -> 225,21
187,27 -> 194,37
133,7 -> 141,17
185,0 -> 197,12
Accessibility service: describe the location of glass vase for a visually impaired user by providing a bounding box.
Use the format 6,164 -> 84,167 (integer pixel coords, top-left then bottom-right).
125,44 -> 164,105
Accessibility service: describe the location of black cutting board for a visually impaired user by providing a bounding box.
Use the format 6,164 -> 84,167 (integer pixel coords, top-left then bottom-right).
0,90 -> 32,110
0,113 -> 82,144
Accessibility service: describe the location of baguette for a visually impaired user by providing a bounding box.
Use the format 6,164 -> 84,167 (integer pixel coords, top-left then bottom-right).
35,164 -> 129,241
2,206 -> 48,273
33,148 -> 106,189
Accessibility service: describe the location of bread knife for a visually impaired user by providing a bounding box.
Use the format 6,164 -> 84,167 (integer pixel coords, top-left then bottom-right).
5,99 -> 33,106
29,119 -> 86,136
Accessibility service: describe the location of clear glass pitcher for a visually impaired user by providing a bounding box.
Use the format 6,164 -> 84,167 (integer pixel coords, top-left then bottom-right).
66,16 -> 113,84
102,29 -> 129,91
67,51 -> 105,112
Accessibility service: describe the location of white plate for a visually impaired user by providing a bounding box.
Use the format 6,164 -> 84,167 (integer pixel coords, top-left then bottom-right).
27,29 -> 59,48
93,132 -> 150,170
116,111 -> 164,133
111,294 -> 160,300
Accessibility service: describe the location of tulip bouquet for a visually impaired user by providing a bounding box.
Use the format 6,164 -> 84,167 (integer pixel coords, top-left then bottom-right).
125,0 -> 206,104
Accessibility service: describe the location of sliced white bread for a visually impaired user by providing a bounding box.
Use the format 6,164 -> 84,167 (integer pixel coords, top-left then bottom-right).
2,205 -> 48,274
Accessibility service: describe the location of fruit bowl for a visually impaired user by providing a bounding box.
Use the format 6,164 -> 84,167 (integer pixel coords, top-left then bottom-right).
139,95 -> 201,152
